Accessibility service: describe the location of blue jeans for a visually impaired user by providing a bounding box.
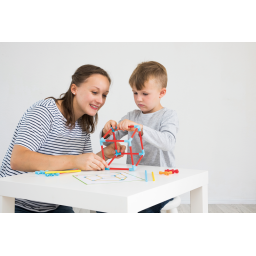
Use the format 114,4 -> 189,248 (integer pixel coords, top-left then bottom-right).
138,198 -> 173,213
15,205 -> 74,213
97,198 -> 173,213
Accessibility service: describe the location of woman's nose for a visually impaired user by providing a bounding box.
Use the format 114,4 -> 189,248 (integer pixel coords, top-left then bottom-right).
96,95 -> 103,104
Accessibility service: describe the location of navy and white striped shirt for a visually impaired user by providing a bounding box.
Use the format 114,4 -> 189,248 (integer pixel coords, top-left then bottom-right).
0,98 -> 92,212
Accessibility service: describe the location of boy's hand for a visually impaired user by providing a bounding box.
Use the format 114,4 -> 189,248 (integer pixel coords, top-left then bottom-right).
103,143 -> 126,159
102,120 -> 117,137
117,119 -> 143,134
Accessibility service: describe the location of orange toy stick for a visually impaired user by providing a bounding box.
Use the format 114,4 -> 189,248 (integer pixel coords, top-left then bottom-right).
159,171 -> 172,175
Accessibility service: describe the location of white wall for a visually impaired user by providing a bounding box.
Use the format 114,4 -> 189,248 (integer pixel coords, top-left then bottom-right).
0,43 -> 255,204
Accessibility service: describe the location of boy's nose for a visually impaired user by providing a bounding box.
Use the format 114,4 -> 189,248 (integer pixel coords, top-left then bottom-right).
137,95 -> 142,101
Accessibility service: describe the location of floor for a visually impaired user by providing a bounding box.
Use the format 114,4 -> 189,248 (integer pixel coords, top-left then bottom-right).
73,204 -> 256,213
177,204 -> 256,213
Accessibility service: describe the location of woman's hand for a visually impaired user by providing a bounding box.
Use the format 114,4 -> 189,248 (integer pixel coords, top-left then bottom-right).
117,119 -> 143,134
102,120 -> 117,138
75,153 -> 108,171
103,142 -> 126,159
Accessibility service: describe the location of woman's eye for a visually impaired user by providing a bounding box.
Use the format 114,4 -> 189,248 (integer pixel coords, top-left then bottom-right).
103,95 -> 107,98
92,92 -> 97,95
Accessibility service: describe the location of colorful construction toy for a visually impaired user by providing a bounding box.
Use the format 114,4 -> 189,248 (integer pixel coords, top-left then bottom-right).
100,125 -> 145,171
159,169 -> 179,175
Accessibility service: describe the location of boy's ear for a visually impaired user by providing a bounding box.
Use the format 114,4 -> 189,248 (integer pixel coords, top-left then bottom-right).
159,88 -> 166,98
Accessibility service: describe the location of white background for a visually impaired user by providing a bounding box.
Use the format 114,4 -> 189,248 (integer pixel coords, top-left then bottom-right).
0,42 -> 255,204
1,1 -> 256,255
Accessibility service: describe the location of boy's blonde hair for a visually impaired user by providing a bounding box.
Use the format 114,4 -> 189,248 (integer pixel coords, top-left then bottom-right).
129,61 -> 167,90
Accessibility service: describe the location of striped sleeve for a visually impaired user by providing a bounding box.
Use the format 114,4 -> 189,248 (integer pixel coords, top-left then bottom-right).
15,106 -> 52,152
83,133 -> 93,153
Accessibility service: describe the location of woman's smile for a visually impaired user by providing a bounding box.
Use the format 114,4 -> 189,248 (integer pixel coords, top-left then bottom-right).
90,104 -> 100,110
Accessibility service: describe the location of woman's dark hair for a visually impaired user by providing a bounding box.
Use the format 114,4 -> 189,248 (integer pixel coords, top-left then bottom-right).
47,64 -> 111,133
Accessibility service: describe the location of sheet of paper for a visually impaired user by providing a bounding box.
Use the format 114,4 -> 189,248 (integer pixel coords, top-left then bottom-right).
73,172 -> 144,185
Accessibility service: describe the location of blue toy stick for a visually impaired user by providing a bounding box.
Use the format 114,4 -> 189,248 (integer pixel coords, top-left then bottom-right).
145,170 -> 148,182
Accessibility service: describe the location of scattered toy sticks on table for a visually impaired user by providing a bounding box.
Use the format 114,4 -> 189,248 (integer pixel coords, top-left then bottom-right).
35,170 -> 59,177
35,170 -> 81,177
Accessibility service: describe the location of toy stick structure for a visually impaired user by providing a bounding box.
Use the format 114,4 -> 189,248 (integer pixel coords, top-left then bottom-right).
139,131 -> 144,150
131,128 -> 138,138
130,146 -> 134,165
101,145 -> 105,160
103,129 -> 112,139
100,125 -> 144,171
136,155 -> 143,166
105,140 -> 125,142
108,155 -> 116,165
122,152 -> 139,155
113,132 -> 118,150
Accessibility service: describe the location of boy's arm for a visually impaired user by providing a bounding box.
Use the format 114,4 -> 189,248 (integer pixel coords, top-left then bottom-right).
142,111 -> 179,151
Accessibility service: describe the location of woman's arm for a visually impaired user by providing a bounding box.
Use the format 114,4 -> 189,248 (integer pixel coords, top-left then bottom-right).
11,145 -> 108,171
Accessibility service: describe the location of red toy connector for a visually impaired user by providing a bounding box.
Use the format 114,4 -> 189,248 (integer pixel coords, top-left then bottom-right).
159,169 -> 180,175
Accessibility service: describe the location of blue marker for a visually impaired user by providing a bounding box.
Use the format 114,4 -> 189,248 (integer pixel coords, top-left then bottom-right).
145,170 -> 148,182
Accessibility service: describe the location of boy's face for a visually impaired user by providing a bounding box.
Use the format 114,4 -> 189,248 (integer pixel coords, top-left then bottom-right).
132,78 -> 166,114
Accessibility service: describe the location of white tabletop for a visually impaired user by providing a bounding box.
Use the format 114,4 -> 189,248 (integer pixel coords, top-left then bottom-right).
0,163 -> 208,213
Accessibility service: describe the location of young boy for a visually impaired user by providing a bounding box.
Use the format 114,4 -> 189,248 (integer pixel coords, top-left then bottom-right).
102,61 -> 179,213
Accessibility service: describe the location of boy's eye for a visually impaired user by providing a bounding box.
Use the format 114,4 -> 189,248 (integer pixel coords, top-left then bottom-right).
92,91 -> 97,94
133,92 -> 148,96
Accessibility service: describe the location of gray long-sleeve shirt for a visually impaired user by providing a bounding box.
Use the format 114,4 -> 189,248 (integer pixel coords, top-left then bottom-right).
103,108 -> 179,168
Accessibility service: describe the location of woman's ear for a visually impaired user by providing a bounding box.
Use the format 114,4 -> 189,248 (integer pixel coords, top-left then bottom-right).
159,88 -> 166,98
71,84 -> 77,95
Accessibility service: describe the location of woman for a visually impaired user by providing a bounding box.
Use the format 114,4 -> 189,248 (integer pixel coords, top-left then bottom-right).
0,64 -> 125,213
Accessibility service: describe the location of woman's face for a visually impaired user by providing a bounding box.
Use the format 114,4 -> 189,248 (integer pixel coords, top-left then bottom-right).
71,74 -> 110,119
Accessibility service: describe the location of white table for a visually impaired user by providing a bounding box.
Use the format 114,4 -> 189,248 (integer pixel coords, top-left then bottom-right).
0,163 -> 208,213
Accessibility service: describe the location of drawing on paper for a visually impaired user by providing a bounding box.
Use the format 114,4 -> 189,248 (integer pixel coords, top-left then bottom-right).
73,172 -> 144,185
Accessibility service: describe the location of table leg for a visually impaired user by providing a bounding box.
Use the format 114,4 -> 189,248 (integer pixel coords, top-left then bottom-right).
190,185 -> 208,213
0,196 -> 15,213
